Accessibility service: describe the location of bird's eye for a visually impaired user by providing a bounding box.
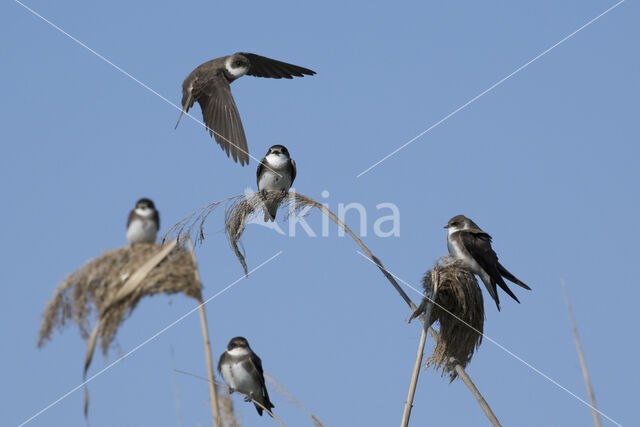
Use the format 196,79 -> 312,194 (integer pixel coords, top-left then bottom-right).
235,61 -> 243,67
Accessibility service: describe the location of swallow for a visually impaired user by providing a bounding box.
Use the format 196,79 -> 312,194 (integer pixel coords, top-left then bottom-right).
445,214 -> 531,310
257,144 -> 296,221
176,53 -> 315,165
126,198 -> 159,245
218,336 -> 275,416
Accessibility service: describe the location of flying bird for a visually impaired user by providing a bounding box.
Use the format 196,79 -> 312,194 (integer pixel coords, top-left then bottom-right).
257,144 -> 296,222
445,214 -> 531,310
126,198 -> 159,245
218,336 -> 275,416
175,53 -> 316,165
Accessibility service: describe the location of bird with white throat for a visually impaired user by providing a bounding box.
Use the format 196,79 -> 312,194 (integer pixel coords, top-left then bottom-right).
126,198 -> 159,245
256,144 -> 296,222
445,214 -> 531,311
218,336 -> 275,416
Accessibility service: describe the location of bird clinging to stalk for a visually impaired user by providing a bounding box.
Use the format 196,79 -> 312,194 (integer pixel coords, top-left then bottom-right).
218,336 -> 275,416
126,198 -> 160,245
445,214 -> 531,310
257,144 -> 296,221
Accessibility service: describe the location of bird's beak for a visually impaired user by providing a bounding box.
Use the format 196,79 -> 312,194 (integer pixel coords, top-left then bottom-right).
443,225 -> 449,229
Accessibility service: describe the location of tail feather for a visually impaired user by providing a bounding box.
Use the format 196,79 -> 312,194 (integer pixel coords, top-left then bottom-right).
174,109 -> 186,129
494,275 -> 520,305
254,396 -> 275,417
497,263 -> 531,290
486,279 -> 502,311
262,201 -> 278,222
174,93 -> 192,129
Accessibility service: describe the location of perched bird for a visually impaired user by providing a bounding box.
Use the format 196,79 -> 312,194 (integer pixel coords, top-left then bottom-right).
126,198 -> 159,245
175,53 -> 316,165
257,144 -> 296,221
218,337 -> 275,416
445,214 -> 531,310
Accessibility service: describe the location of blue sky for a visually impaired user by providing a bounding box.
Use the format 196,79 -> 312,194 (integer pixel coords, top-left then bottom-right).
1,1 -> 638,426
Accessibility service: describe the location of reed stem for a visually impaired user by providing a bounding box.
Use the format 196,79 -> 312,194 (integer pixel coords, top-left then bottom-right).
561,280 -> 601,427
189,242 -> 222,427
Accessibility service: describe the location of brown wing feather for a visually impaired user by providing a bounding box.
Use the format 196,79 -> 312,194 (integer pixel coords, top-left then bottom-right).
256,157 -> 267,188
195,75 -> 249,165
240,53 -> 316,79
290,158 -> 297,184
461,230 -> 521,305
245,353 -> 274,415
126,210 -> 135,228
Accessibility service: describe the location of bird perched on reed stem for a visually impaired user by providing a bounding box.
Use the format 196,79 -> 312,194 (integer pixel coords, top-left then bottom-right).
126,198 -> 159,245
257,145 -> 296,221
218,337 -> 275,416
445,214 -> 531,310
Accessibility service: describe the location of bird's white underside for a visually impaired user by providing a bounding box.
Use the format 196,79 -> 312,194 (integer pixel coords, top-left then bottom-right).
220,350 -> 261,396
258,154 -> 292,192
127,218 -> 157,244
258,170 -> 292,192
447,232 -> 491,285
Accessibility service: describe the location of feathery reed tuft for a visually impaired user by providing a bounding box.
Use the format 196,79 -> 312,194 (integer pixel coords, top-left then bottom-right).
38,242 -> 201,355
225,191 -> 316,274
217,385 -> 242,427
38,241 -> 203,417
410,256 -> 484,381
163,197 -> 235,246
265,372 -> 324,427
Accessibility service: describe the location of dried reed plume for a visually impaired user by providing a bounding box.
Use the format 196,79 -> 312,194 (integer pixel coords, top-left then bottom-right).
217,385 -> 242,427
164,197 -> 236,245
409,256 -> 484,381
38,241 -> 202,416
39,241 -> 201,353
225,191 -> 304,274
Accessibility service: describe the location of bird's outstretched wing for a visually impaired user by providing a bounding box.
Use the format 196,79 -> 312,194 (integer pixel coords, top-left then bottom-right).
196,75 -> 249,165
240,53 -> 316,79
